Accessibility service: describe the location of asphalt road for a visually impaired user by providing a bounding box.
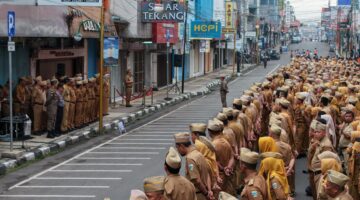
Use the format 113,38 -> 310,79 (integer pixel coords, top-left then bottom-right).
0,41 -> 330,200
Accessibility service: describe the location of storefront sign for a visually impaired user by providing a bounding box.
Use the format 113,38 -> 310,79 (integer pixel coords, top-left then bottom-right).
37,49 -> 85,60
190,21 -> 222,39
37,0 -> 102,6
225,2 -> 233,29
104,37 -> 119,67
141,1 -> 185,22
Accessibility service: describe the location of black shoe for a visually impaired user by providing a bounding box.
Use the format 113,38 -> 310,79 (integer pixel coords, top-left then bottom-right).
126,105 -> 133,107
47,134 -> 55,139
305,186 -> 313,196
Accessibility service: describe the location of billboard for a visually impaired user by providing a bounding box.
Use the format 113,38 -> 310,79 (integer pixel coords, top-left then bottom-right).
190,21 -> 222,39
37,0 -> 102,6
104,37 -> 119,67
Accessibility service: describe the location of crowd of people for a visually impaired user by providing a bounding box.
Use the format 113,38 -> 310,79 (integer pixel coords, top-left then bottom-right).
0,74 -> 110,138
130,56 -> 360,200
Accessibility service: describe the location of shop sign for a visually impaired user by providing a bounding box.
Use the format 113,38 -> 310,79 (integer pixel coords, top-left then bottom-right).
225,2 -> 233,29
37,0 -> 102,6
81,19 -> 112,32
104,37 -> 119,67
190,21 -> 222,39
141,1 -> 185,23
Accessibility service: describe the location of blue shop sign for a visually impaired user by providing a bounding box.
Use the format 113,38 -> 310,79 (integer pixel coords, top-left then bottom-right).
190,21 -> 222,39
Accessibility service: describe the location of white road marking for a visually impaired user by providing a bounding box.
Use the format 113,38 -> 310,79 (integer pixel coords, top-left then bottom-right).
127,135 -> 172,137
50,170 -> 132,172
76,157 -> 151,160
35,177 -> 122,180
87,152 -> 159,155
108,142 -> 171,145
16,185 -> 110,189
266,64 -> 281,76
119,138 -> 173,141
98,147 -> 165,150
64,163 -> 143,166
0,195 -> 96,198
9,96 -> 207,190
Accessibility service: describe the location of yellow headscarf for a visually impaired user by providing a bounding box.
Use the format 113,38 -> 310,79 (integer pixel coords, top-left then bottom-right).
259,136 -> 278,153
258,157 -> 289,200
194,140 -> 218,177
320,158 -> 342,175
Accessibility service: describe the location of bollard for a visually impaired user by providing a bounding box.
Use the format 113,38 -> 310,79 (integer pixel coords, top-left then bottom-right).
151,87 -> 154,106
142,86 -> 146,108
113,87 -> 116,108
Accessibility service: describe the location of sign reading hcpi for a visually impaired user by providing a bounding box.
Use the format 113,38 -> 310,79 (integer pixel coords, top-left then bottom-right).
7,11 -> 15,37
37,0 -> 102,6
141,1 -> 185,22
190,21 -> 222,39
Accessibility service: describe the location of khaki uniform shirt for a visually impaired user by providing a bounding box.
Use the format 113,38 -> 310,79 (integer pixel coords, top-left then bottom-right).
241,173 -> 267,200
32,85 -> 45,105
15,84 -> 26,103
310,136 -> 334,172
164,174 -> 197,200
270,176 -> 288,200
125,74 -> 133,88
339,123 -> 353,148
63,85 -> 71,102
185,147 -> 210,193
212,136 -> 233,169
276,141 -> 293,166
328,191 -> 354,200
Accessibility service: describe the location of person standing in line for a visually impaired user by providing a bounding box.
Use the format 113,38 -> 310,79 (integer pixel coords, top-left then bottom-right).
14,77 -> 26,115
220,75 -> 228,108
45,78 -> 59,138
55,83 -> 64,136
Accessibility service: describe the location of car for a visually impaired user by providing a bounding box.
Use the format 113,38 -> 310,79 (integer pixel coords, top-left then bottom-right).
269,49 -> 280,60
291,36 -> 302,44
329,44 -> 335,52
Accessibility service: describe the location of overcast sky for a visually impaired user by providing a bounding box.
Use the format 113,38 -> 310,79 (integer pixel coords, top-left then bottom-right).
289,0 -> 337,23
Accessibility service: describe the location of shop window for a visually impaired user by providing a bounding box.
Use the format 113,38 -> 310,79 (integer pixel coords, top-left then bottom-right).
134,51 -> 145,93
39,38 -> 61,49
57,63 -> 65,77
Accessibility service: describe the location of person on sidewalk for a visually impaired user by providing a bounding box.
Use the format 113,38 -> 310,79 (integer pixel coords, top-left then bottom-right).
55,83 -> 64,136
125,69 -> 134,107
143,176 -> 166,200
32,77 -> 45,134
14,77 -> 26,115
45,78 -> 59,138
220,75 -> 228,108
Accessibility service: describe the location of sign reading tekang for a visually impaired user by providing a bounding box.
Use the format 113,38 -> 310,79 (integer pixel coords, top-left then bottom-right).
141,1 -> 185,23
37,0 -> 102,6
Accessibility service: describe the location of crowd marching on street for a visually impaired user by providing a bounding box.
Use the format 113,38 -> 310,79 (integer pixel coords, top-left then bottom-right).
130,56 -> 360,200
0,74 -> 111,138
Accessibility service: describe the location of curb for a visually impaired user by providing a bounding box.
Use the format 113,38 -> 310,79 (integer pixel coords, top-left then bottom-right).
0,67 -> 250,175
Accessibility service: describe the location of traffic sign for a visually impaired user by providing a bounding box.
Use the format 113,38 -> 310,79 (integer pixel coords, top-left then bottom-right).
7,11 -> 15,37
8,41 -> 15,52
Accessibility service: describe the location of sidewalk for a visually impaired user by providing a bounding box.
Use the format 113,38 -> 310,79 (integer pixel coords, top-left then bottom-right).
0,64 -> 257,174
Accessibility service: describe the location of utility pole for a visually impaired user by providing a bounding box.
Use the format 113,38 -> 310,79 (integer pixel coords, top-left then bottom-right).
98,0 -> 105,133
181,1 -> 188,94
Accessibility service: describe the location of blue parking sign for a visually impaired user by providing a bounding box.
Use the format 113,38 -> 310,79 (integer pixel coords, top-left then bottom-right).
8,11 -> 15,37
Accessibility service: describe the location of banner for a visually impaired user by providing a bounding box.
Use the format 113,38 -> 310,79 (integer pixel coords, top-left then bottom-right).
104,37 -> 119,67
37,0 -> 102,6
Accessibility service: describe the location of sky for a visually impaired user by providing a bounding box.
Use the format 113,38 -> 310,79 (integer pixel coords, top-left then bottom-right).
289,0 -> 337,23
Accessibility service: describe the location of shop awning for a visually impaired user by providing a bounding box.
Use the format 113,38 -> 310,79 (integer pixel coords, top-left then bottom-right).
0,5 -> 68,37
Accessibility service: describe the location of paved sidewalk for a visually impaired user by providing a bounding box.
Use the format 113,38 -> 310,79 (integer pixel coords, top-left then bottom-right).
0,63 -> 257,174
